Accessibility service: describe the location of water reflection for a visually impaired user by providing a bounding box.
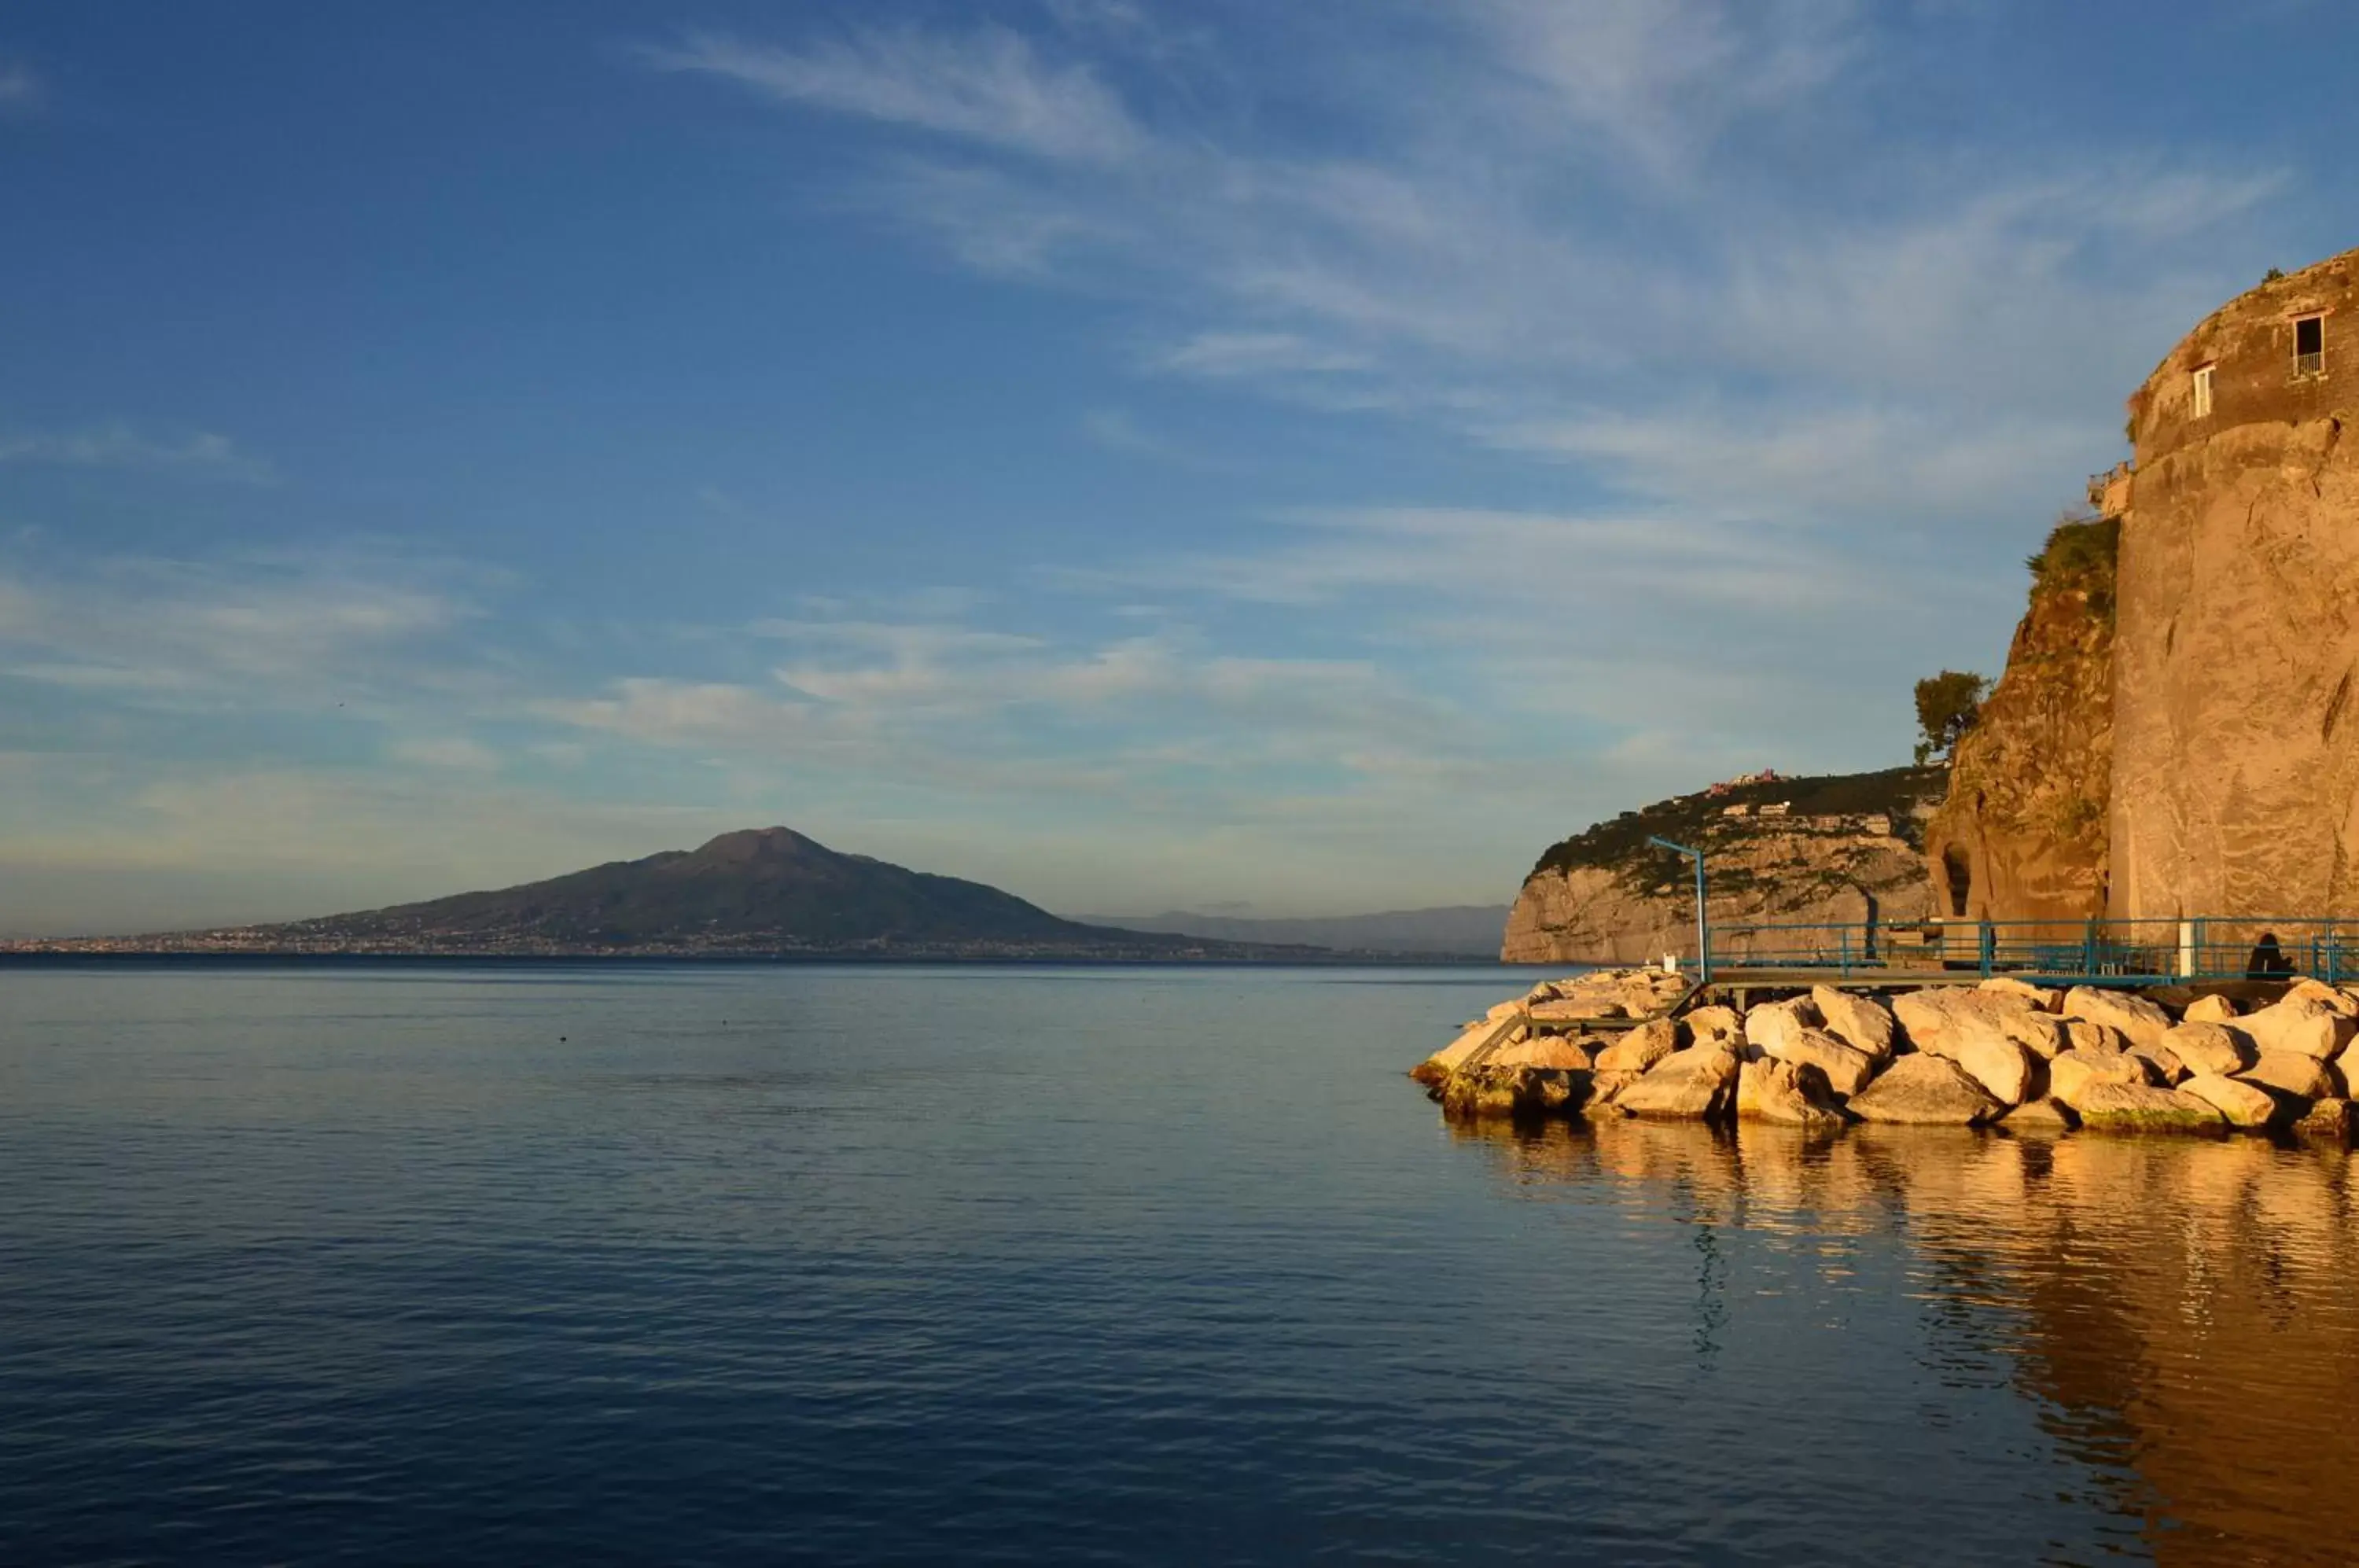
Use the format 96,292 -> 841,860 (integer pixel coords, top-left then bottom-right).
1448,1117 -> 2359,1566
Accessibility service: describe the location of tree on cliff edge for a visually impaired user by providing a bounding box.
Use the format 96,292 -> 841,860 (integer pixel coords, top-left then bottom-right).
1914,671 -> 1989,764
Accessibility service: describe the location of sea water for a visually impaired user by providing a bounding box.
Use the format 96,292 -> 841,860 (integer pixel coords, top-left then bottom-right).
2,963 -> 2353,1565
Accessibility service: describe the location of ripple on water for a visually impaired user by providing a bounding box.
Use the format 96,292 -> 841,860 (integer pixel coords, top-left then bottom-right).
3,965 -> 2357,1566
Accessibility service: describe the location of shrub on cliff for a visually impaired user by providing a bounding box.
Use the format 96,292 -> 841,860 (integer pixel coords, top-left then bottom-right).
1913,671 -> 1990,765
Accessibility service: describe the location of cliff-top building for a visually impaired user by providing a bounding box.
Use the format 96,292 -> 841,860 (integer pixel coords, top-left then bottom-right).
1930,245 -> 2359,923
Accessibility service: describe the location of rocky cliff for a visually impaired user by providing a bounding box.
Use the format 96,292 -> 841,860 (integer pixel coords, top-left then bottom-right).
2110,248 -> 2359,917
1501,767 -> 1945,964
1923,517 -> 2116,923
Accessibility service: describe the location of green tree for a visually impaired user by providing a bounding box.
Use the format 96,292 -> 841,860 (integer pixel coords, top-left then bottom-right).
1914,670 -> 1990,764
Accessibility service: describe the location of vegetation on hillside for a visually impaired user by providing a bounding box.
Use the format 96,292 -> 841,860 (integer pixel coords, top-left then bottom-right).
1528,766 -> 1947,882
1912,671 -> 1990,764
2025,513 -> 2121,617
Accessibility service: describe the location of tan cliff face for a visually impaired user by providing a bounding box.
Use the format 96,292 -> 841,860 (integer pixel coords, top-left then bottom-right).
1502,769 -> 1943,963
1923,521 -> 2115,924
2111,249 -> 2359,917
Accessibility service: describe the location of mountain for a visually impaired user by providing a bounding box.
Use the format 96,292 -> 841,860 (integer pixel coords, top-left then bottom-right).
61,828 -> 1323,959
1084,905 -> 1510,957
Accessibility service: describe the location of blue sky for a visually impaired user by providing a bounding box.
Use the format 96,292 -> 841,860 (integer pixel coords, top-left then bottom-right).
1,1 -> 2350,934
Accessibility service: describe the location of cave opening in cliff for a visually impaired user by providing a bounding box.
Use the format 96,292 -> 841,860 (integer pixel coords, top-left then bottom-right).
1942,848 -> 1972,918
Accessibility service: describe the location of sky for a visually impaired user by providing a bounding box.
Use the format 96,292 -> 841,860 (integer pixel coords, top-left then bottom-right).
2,1 -> 2353,935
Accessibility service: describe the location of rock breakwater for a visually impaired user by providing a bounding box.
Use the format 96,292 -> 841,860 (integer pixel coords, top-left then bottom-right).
1416,969 -> 2359,1141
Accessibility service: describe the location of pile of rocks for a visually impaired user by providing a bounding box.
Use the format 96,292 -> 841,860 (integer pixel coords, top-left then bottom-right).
1411,970 -> 2359,1141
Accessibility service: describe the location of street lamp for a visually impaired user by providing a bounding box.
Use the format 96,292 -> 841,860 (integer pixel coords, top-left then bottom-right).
1647,836 -> 1709,984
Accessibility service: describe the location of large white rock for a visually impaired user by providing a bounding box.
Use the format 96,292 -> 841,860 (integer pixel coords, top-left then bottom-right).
2239,1051 -> 2338,1100
2002,1012 -> 2070,1059
1684,1005 -> 1743,1049
2177,1073 -> 2284,1129
1735,1058 -> 1846,1127
1761,1027 -> 1878,1097
2125,1043 -> 2189,1086
1490,1034 -> 1595,1071
2161,1021 -> 2253,1078
2070,1082 -> 2228,1134
2048,1048 -> 2155,1107
1893,988 -> 2037,1057
1952,1032 -> 2037,1106
2238,995 -> 2358,1061
1743,997 -> 1821,1056
2061,988 -> 2176,1053
2182,993 -> 2240,1024
1810,987 -> 1898,1059
2063,1018 -> 2130,1055
1616,1045 -> 1739,1119
1593,1018 -> 1678,1074
2285,978 -> 2359,1018
1979,976 -> 2061,1010
1846,1054 -> 2004,1125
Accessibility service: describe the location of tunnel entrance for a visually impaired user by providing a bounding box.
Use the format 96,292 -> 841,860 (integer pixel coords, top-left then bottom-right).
1941,847 -> 1973,918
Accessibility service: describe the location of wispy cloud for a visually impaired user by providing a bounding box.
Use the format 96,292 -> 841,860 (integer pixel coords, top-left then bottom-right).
0,424 -> 276,484
642,27 -> 1143,164
0,56 -> 40,115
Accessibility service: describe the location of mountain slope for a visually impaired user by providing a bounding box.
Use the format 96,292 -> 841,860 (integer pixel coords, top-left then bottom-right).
1084,905 -> 1509,957
127,827 -> 1311,959
1501,767 -> 1946,963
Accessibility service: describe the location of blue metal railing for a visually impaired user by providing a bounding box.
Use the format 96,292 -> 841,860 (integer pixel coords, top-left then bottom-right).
1699,916 -> 2359,986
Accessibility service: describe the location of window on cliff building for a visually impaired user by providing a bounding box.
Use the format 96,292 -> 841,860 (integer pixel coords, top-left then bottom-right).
2295,314 -> 2325,377
2192,363 -> 2214,418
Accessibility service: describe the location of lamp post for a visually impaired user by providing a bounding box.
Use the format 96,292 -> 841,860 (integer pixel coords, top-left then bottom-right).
1647,836 -> 1709,984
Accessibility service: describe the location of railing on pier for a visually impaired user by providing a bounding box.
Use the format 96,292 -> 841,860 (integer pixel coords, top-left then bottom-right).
1703,916 -> 2359,987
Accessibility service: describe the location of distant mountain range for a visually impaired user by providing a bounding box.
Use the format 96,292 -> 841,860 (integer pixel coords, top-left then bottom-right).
11,827 -> 1430,961
1077,905 -> 1511,958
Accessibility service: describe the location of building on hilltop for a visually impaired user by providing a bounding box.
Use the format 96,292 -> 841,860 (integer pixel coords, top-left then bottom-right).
2109,248 -> 2359,918
1930,245 -> 2359,925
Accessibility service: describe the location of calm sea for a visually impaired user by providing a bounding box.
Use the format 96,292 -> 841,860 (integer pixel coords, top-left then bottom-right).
3,963 -> 2354,1566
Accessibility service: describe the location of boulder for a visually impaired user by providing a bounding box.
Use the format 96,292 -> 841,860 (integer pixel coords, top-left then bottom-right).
2161,1021 -> 2253,1078
2001,1097 -> 2077,1130
1441,1064 -> 1591,1117
1580,1069 -> 1644,1116
1810,987 -> 1898,1059
1735,1058 -> 1846,1128
1485,999 -> 1525,1022
2182,993 -> 2240,1024
2124,1043 -> 2188,1086
1979,977 -> 2061,1010
1412,1017 -> 1515,1085
1952,1033 -> 2038,1106
1615,1045 -> 1739,1120
2063,1018 -> 2130,1055
1761,1026 -> 1879,1097
1743,997 -> 1821,1056
2238,995 -> 2358,1061
2048,1049 -> 2155,1107
1527,998 -> 1598,1025
2239,1051 -> 2338,1100
2070,1081 -> 2228,1134
2061,988 -> 2175,1053
1684,1005 -> 1744,1049
1593,1018 -> 1678,1074
2285,978 -> 2359,1018
1846,1054 -> 2004,1125
2177,1073 -> 2286,1130
2295,1098 -> 2355,1145
1893,988 -> 2037,1057
1490,1033 -> 1595,1071
2002,1012 -> 2070,1059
